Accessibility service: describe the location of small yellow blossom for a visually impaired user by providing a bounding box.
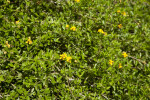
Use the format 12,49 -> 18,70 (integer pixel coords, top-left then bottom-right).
4,51 -> 7,54
7,44 -> 10,48
122,12 -> 126,16
118,24 -> 122,28
122,52 -> 128,58
119,63 -> 122,68
98,29 -> 107,36
109,60 -> 114,66
16,21 -> 20,24
6,41 -> 9,45
60,53 -> 67,60
26,37 -> 32,44
66,25 -> 69,28
7,0 -> 10,3
70,26 -> 76,31
66,56 -> 72,63
103,32 -> 107,36
74,60 -> 78,62
6,41 -> 10,48
75,0 -> 80,2
117,10 -> 120,13
98,29 -> 104,33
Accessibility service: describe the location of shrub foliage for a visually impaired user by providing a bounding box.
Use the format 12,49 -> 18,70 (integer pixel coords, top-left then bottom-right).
0,0 -> 150,99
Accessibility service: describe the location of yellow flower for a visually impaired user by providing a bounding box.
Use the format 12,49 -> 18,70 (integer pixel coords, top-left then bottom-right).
118,24 -> 122,28
103,32 -> 107,36
66,56 -> 72,63
26,37 -> 32,44
109,60 -> 114,66
119,63 -> 122,68
74,60 -> 78,63
75,0 -> 80,2
60,53 -> 67,60
122,52 -> 128,58
66,25 -> 69,28
7,0 -> 10,3
117,10 -> 120,13
70,26 -> 76,31
98,29 -> 104,33
7,44 -> 10,48
122,12 -> 126,16
6,41 -> 10,48
98,29 -> 107,36
16,21 -> 20,24
4,51 -> 7,54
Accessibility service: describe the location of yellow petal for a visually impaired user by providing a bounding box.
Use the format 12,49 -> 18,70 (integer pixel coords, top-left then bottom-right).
66,25 -> 69,28
16,21 -> 20,24
7,44 -> 10,48
29,40 -> 32,44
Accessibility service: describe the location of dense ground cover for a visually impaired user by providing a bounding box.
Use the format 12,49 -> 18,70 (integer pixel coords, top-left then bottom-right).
0,0 -> 150,99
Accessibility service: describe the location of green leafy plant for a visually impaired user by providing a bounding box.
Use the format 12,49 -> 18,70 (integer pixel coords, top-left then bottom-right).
0,0 -> 150,99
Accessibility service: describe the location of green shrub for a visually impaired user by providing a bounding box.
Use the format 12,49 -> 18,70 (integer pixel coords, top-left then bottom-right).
0,0 -> 150,99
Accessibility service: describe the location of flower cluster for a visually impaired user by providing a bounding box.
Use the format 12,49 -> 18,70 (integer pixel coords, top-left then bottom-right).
117,10 -> 126,16
60,53 -> 67,60
70,26 -> 76,31
122,52 -> 128,58
16,21 -> 20,24
109,52 -> 128,68
109,60 -> 114,66
118,24 -> 122,28
6,41 -> 10,48
66,57 -> 72,63
98,29 -> 107,36
66,24 -> 77,31
122,12 -> 126,16
60,53 -> 72,63
75,0 -> 80,3
26,37 -> 32,44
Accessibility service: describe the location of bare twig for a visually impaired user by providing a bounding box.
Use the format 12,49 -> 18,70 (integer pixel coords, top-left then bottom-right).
101,94 -> 109,100
11,83 -> 16,89
66,76 -> 76,100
